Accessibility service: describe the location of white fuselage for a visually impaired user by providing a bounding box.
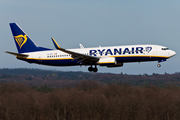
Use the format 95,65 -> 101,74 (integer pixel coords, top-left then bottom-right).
18,44 -> 175,67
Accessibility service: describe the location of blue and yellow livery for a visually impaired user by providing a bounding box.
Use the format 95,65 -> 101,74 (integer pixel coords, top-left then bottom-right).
6,23 -> 176,72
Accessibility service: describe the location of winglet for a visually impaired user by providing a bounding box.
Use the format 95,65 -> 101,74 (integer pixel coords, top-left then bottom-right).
51,38 -> 61,49
79,44 -> 84,49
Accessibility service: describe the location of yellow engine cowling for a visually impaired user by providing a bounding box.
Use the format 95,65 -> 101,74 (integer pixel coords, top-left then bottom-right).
98,57 -> 123,67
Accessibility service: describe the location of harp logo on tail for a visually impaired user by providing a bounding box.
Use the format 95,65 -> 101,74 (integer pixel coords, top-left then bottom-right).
14,35 -> 27,49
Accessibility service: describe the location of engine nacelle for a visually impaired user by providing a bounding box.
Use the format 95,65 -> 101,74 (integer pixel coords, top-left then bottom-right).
98,57 -> 123,67
107,63 -> 123,67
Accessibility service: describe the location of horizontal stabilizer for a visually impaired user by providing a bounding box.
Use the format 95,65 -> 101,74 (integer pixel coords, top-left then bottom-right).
5,51 -> 29,57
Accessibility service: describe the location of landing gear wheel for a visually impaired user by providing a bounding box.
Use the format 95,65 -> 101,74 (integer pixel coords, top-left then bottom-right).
93,67 -> 98,72
88,66 -> 98,72
88,67 -> 93,72
157,64 -> 161,67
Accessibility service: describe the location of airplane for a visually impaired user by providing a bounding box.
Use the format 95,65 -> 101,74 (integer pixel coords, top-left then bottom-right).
6,23 -> 176,72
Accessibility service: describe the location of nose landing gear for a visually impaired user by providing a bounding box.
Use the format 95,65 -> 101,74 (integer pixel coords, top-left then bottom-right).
157,59 -> 167,68
157,64 -> 161,67
88,65 -> 98,72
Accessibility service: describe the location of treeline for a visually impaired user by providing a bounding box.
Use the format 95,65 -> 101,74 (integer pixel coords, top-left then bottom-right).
1,68 -> 180,87
0,68 -> 88,78
1,82 -> 180,120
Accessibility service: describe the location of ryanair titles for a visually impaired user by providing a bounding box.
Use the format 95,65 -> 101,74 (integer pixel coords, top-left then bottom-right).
89,47 -> 152,56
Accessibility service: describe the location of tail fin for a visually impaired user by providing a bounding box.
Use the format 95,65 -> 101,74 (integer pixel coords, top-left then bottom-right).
9,23 -> 51,53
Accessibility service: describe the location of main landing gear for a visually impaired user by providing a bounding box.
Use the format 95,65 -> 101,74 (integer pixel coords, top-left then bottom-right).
88,65 -> 98,72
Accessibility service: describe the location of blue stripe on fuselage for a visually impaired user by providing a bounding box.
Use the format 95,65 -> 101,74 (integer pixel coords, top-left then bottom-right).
115,56 -> 167,63
17,58 -> 80,66
17,56 -> 167,66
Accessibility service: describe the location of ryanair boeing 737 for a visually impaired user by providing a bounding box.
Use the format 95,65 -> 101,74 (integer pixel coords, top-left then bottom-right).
6,23 -> 176,72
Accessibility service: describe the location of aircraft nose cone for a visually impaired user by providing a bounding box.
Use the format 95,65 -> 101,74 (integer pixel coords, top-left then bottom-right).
170,50 -> 176,57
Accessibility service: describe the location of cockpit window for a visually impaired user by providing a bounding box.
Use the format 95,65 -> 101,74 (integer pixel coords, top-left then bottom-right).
162,48 -> 169,50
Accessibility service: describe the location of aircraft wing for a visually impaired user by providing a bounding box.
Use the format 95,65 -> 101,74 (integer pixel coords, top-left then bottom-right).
5,51 -> 29,57
51,38 -> 99,64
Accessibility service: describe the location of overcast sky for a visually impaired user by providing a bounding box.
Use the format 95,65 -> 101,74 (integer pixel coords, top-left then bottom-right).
0,0 -> 179,74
